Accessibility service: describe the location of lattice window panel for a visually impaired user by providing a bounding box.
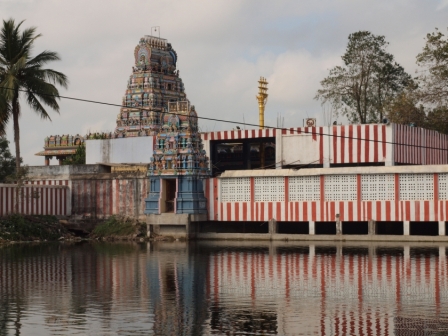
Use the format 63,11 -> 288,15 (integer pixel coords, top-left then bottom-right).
439,173 -> 448,200
254,177 -> 285,202
361,174 -> 395,201
324,175 -> 357,201
289,176 -> 320,201
221,178 -> 251,202
399,174 -> 434,200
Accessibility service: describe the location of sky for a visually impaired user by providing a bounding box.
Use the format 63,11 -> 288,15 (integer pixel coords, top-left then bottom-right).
1,0 -> 448,165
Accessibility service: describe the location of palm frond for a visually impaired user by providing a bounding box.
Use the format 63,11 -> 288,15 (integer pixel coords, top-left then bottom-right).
25,91 -> 51,120
27,50 -> 60,67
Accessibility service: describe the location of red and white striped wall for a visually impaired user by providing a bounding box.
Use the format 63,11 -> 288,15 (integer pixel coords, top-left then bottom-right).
0,184 -> 69,216
393,124 -> 448,165
201,123 -> 448,167
204,169 -> 448,222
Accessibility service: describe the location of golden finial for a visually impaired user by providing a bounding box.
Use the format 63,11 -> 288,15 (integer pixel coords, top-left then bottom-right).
256,76 -> 268,129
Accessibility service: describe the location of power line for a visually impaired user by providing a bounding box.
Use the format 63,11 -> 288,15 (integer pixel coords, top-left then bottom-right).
2,86 -> 448,152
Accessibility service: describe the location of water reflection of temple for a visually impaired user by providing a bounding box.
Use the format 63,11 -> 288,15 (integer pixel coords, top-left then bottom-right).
2,242 -> 448,335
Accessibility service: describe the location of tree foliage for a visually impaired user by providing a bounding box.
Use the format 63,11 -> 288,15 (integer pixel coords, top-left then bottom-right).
0,137 -> 16,182
0,18 -> 68,182
385,89 -> 426,128
315,31 -> 411,124
416,28 -> 448,107
62,144 -> 85,165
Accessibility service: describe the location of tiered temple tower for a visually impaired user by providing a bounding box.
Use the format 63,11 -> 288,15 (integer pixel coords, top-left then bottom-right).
115,35 -> 187,138
142,37 -> 210,218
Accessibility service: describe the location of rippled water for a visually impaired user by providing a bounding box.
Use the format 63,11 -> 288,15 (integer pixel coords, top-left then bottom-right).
1,241 -> 448,335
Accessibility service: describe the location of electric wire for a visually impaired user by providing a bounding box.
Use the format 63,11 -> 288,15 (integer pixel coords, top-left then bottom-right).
2,86 -> 448,152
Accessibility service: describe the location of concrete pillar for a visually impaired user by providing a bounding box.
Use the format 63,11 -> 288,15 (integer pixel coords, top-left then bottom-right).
368,220 -> 376,235
336,216 -> 342,235
269,218 -> 277,237
403,221 -> 410,236
309,221 -> 315,235
439,221 -> 445,236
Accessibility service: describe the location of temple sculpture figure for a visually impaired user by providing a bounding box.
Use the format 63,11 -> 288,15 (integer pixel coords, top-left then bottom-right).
115,35 -> 187,138
144,99 -> 210,215
35,134 -> 84,165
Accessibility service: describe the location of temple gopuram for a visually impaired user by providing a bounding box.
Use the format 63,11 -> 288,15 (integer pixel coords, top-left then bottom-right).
115,35 -> 187,138
35,134 -> 85,165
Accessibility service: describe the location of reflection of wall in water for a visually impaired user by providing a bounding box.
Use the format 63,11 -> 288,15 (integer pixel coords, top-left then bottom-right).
206,245 -> 448,335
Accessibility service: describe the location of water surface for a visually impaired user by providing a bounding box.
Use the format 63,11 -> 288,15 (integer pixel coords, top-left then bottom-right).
1,241 -> 448,335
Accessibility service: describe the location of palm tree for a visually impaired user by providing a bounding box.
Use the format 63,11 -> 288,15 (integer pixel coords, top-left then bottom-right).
0,18 -> 68,211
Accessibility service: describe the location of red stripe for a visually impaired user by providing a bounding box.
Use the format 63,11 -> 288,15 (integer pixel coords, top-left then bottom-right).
260,202 -> 265,222
276,202 -> 281,221
234,202 -> 239,221
250,178 -> 255,221
226,203 -> 231,221
295,202 -> 299,221
357,126 -> 362,163
373,125 -> 378,162
348,125 -> 353,163
364,126 -> 370,162
312,202 -> 316,221
303,202 -> 308,221
424,201 -> 430,221
340,126 -> 345,163
333,126 -> 337,164
382,125 -> 386,160
243,202 -> 247,221
405,201 -> 411,221
319,127 -> 324,164
434,174 -> 439,221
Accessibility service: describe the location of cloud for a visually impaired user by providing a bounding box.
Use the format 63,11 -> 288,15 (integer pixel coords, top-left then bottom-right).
2,0 -> 447,165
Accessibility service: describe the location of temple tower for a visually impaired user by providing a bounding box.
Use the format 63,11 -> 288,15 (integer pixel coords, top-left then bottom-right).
143,36 -> 210,226
115,35 -> 187,138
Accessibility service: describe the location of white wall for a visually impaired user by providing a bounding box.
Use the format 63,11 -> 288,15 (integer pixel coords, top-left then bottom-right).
86,137 -> 154,164
282,134 -> 320,166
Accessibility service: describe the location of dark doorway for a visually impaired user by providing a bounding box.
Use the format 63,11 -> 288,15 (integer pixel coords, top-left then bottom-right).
376,221 -> 404,235
164,179 -> 176,213
315,222 -> 336,235
342,221 -> 368,235
410,221 -> 439,236
277,221 -> 309,234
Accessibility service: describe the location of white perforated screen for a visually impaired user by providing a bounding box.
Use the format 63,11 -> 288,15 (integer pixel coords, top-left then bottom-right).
254,177 -> 285,202
324,175 -> 357,201
399,174 -> 434,200
361,174 -> 395,200
289,176 -> 320,201
221,178 -> 251,202
439,173 -> 448,200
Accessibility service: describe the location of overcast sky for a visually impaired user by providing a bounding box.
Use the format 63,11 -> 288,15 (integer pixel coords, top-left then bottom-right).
1,0 -> 448,165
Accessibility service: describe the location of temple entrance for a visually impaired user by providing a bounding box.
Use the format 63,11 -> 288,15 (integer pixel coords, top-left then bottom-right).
163,179 -> 176,213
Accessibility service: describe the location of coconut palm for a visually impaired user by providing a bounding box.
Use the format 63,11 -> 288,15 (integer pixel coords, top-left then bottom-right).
0,18 -> 68,179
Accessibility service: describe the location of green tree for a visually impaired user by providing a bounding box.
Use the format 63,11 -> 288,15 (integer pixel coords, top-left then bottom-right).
425,107 -> 448,135
385,89 -> 426,128
416,28 -> 448,107
0,19 -> 68,176
0,19 -> 68,211
62,144 -> 85,165
0,137 -> 17,182
315,31 -> 411,124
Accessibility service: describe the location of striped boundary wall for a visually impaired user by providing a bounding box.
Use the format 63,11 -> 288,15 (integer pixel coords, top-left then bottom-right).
201,124 -> 448,166
204,173 -> 448,222
393,124 -> 448,165
0,183 -> 69,216
26,178 -> 148,219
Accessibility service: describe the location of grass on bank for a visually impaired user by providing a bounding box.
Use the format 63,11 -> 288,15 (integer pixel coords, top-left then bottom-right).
92,216 -> 145,239
0,214 -> 70,242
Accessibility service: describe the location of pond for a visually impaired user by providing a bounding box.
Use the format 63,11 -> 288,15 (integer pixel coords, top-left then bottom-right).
1,241 -> 448,335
